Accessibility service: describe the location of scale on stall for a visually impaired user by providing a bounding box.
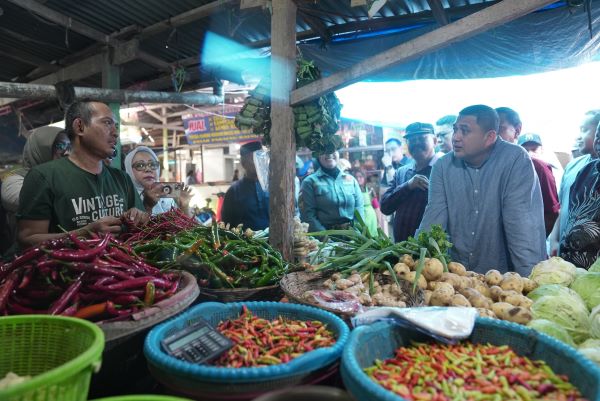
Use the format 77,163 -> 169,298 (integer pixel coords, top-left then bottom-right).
161,318 -> 233,364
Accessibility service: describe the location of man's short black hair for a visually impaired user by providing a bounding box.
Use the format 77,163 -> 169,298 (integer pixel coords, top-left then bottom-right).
64,101 -> 96,140
459,105 -> 499,134
495,107 -> 521,128
385,138 -> 401,146
436,115 -> 457,126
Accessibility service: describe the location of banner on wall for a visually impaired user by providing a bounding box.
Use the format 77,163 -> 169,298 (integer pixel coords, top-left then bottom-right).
182,109 -> 258,145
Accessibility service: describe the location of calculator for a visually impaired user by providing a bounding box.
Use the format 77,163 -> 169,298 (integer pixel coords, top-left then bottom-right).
161,318 -> 233,364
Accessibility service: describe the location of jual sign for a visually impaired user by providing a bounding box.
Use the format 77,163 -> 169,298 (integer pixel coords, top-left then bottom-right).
182,110 -> 258,145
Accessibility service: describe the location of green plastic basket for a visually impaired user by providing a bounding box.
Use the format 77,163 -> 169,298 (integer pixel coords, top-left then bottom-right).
90,396 -> 193,401
0,315 -> 105,401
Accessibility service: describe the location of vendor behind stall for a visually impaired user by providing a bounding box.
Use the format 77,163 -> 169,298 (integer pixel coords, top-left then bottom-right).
2,126 -> 70,249
124,146 -> 193,216
221,141 -> 269,230
300,151 -> 364,232
17,101 -> 148,248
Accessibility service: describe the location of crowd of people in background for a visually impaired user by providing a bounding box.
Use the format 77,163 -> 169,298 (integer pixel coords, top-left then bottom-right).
2,100 -> 600,276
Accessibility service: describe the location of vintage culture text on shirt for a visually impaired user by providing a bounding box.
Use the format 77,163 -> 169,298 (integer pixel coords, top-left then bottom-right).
70,194 -> 125,227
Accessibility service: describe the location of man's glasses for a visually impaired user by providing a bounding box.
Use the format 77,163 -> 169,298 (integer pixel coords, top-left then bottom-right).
132,161 -> 160,171
53,142 -> 71,152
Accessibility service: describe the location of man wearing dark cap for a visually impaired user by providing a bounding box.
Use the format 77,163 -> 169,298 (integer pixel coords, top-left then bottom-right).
221,141 -> 270,230
518,134 -> 559,236
381,122 -> 443,242
417,105 -> 546,276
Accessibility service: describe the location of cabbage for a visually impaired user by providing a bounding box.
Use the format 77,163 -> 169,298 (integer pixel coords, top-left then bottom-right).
529,257 -> 577,286
527,284 -> 583,302
591,305 -> 600,339
570,272 -> 600,310
579,339 -> 600,349
578,348 -> 600,366
589,258 -> 600,272
528,319 -> 576,347
531,295 -> 590,344
576,267 -> 589,278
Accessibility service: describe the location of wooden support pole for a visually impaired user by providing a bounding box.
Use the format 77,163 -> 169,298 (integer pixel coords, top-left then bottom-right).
102,54 -> 122,169
269,0 -> 297,260
162,107 -> 169,181
290,0 -> 557,106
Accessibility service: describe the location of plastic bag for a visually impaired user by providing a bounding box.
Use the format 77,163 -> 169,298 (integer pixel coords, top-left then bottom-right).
351,307 -> 477,344
302,290 -> 365,314
254,149 -> 270,193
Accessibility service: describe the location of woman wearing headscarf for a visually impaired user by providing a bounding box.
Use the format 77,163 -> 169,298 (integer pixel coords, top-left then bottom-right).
300,151 -> 364,232
1,126 -> 70,247
124,146 -> 193,216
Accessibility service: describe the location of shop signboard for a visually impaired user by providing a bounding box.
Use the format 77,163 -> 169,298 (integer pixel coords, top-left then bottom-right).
182,109 -> 258,145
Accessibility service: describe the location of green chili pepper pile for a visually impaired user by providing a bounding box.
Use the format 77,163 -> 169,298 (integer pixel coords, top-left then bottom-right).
133,224 -> 287,289
213,305 -> 336,368
365,342 -> 587,401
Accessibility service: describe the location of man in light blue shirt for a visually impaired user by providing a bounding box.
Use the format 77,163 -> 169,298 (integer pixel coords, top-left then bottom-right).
417,105 -> 546,276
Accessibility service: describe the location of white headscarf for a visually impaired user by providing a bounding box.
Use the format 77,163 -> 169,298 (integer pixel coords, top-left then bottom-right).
124,146 -> 160,193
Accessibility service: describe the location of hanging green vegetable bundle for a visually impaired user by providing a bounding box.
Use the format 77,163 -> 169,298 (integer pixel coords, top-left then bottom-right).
234,58 -> 343,154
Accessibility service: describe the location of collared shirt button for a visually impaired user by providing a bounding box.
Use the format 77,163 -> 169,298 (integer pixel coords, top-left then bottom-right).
474,189 -> 479,194
471,232 -> 475,235
469,252 -> 473,256
475,210 -> 479,214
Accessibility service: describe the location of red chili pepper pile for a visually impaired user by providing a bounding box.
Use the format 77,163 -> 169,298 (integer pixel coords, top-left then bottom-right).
121,208 -> 198,243
365,342 -> 587,401
213,306 -> 336,368
0,233 -> 180,322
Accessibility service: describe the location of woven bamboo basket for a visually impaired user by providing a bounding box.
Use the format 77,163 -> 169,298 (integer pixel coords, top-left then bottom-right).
280,270 -> 424,319
195,283 -> 283,303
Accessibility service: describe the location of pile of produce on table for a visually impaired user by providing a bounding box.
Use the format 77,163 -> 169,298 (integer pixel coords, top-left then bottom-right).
0,233 -> 180,321
524,257 -> 600,363
121,207 -> 199,244
212,306 -> 336,367
366,342 -> 588,401
306,218 -> 538,322
131,220 -> 287,289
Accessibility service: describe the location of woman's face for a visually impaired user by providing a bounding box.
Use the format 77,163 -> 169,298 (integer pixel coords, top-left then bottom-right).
52,132 -> 71,160
318,152 -> 338,170
131,151 -> 159,189
355,172 -> 365,186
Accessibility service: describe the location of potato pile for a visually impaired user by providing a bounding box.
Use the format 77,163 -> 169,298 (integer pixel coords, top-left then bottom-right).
323,272 -> 412,308
392,255 -> 537,324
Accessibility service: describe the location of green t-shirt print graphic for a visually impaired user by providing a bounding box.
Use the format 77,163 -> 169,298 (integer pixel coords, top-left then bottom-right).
70,194 -> 126,228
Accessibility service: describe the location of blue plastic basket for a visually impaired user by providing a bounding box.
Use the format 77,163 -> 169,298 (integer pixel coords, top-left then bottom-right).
341,317 -> 600,401
144,302 -> 349,399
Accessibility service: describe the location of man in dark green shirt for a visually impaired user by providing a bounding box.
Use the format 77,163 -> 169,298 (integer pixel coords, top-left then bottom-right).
18,101 -> 148,247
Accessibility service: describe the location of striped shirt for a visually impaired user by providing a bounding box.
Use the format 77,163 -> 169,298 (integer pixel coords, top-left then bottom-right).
417,139 -> 546,275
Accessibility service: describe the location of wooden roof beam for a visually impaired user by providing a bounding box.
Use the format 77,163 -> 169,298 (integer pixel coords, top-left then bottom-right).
297,6 -> 332,44
138,0 -> 239,39
7,0 -> 172,73
291,0 -> 557,106
427,0 -> 450,26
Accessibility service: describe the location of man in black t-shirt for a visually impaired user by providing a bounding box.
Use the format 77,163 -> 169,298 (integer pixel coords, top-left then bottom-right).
18,101 -> 148,248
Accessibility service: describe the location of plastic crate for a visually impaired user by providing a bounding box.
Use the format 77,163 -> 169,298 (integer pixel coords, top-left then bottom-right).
144,302 -> 349,399
341,317 -> 600,401
0,315 -> 104,401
